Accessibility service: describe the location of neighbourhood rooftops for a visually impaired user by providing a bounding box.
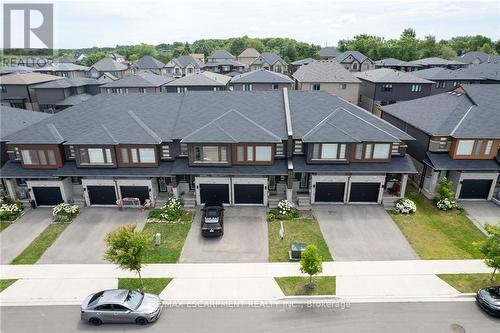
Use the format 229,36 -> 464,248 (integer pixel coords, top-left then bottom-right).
319,47 -> 341,58
238,48 -> 260,58
410,57 -> 466,66
455,61 -> 500,82
203,59 -> 245,67
374,58 -> 422,68
456,51 -> 500,64
208,50 -> 235,61
0,106 -> 52,141
55,94 -> 93,107
35,63 -> 90,72
4,90 -> 412,146
166,55 -> 204,68
33,77 -> 100,89
291,58 -> 316,66
336,50 -> 371,63
101,72 -> 174,88
134,55 -> 165,69
165,72 -> 231,86
353,68 -> 434,84
230,69 -> 293,84
382,84 -> 500,138
251,52 -> 287,66
0,72 -> 62,85
90,57 -> 128,71
292,60 -> 361,83
412,67 -> 485,81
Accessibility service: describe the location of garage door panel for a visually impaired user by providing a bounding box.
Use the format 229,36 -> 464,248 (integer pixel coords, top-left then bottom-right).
349,183 -> 380,203
459,180 -> 492,199
315,182 -> 345,202
199,184 -> 230,204
120,186 -> 150,204
32,187 -> 63,206
87,186 -> 117,205
234,184 -> 264,204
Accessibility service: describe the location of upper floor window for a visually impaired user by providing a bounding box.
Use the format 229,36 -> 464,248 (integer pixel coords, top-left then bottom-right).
222,65 -> 230,72
339,83 -> 347,90
436,81 -> 446,89
194,145 -> 228,163
243,84 -> 253,91
235,144 -> 273,163
120,147 -> 156,164
274,66 -> 282,73
0,85 -> 6,93
180,143 -> 188,156
174,68 -> 180,74
187,68 -> 193,74
177,87 -> 187,93
411,84 -> 422,92
79,148 -> 113,165
456,139 -> 494,157
453,81 -> 460,87
354,143 -> 391,160
311,143 -> 346,160
139,88 -> 146,93
271,84 -> 279,90
294,140 -> 303,154
21,149 -> 57,166
311,84 -> 321,91
352,63 -> 358,70
382,84 -> 392,92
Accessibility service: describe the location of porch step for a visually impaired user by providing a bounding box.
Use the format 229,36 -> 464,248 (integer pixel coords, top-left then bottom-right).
268,195 -> 286,208
182,196 -> 196,208
297,195 -> 311,209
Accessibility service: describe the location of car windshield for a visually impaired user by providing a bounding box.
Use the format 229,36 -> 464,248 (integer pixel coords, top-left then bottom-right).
205,209 -> 219,218
123,290 -> 144,310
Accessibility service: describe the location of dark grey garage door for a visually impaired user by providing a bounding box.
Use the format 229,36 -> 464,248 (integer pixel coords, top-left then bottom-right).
120,186 -> 150,204
349,183 -> 381,203
87,186 -> 117,205
459,179 -> 492,199
234,184 -> 264,204
199,184 -> 230,204
32,187 -> 63,206
315,182 -> 345,202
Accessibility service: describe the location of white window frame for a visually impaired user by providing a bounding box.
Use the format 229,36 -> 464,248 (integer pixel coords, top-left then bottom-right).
456,140 -> 474,156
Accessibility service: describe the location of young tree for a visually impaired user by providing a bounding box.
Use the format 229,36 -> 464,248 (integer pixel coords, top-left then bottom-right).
104,224 -> 153,290
300,245 -> 323,289
477,224 -> 500,281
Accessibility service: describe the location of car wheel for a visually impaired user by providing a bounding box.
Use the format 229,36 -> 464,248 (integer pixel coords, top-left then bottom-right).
135,317 -> 148,325
89,318 -> 102,326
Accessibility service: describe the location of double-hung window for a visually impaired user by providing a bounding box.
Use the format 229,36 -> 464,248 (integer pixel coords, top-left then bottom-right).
243,84 -> 253,91
411,84 -> 422,92
79,148 -> 113,165
194,145 -> 228,163
311,143 -> 347,160
311,84 -> 321,91
354,143 -> 391,160
120,147 -> 156,164
21,149 -> 57,166
235,144 -> 272,163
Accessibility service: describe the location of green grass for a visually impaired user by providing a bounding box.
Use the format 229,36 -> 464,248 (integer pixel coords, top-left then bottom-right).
268,218 -> 332,262
0,221 -> 12,232
0,279 -> 17,292
142,221 -> 192,263
275,276 -> 336,296
438,274 -> 500,293
11,223 -> 68,264
118,278 -> 172,295
388,186 -> 485,259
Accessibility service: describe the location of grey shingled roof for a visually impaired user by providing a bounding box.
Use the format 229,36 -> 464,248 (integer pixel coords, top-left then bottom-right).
165,72 -> 230,87
33,77 -> 100,89
230,69 -> 293,84
4,90 -> 413,146
319,47 -> 340,58
457,51 -> 500,64
410,57 -> 466,66
291,58 -> 315,66
55,94 -> 93,106
382,84 -> 500,138
251,52 -> 287,66
292,60 -> 361,83
374,58 -> 422,68
101,72 -> 173,88
208,50 -> 235,61
238,48 -> 260,58
167,55 -> 204,69
455,61 -> 500,82
412,67 -> 484,81
134,56 -> 165,69
203,59 -> 245,68
424,152 -> 500,171
91,57 -> 128,71
35,63 -> 89,72
0,72 -> 61,85
0,106 -> 52,140
354,68 -> 434,84
336,51 -> 371,63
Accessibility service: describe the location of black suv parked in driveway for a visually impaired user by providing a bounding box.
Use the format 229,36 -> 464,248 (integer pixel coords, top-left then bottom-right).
201,203 -> 224,237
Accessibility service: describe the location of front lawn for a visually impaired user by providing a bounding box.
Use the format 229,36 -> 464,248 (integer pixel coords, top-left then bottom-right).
388,186 -> 485,259
0,221 -> 12,232
438,274 -> 500,293
11,223 -> 68,264
268,218 -> 332,262
0,279 -> 17,292
142,222 -> 192,263
275,276 -> 336,296
118,278 -> 172,295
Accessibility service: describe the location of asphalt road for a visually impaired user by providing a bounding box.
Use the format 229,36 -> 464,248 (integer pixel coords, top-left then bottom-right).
1,301 -> 499,333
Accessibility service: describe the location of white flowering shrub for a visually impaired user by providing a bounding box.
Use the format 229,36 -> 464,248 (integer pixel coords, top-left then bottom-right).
52,203 -> 80,222
160,198 -> 183,221
436,198 -> 457,211
394,198 -> 416,214
277,200 -> 293,215
0,203 -> 22,221
268,200 -> 299,221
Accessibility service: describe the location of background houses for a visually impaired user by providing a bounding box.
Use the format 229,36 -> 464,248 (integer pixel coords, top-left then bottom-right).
132,55 -> 166,75
412,67 -> 485,95
237,48 -> 261,70
164,55 -> 204,77
374,58 -> 422,72
249,52 -> 288,74
229,69 -> 294,91
164,72 -> 231,92
88,57 -> 129,79
100,72 -> 173,94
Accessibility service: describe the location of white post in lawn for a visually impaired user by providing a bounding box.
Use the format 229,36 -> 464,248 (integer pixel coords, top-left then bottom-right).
279,221 -> 284,240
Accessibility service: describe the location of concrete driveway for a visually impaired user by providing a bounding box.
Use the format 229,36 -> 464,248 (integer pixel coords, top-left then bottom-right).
460,201 -> 500,230
313,205 -> 418,261
0,208 -> 52,264
39,208 -> 147,264
179,207 -> 268,263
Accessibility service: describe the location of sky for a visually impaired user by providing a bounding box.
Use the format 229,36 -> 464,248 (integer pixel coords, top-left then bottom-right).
2,0 -> 500,49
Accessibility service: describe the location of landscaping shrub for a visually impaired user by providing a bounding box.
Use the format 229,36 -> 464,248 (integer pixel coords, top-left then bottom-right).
52,203 -> 79,223
147,198 -> 189,222
0,193 -> 23,222
268,199 -> 299,221
434,177 -> 457,211
394,198 -> 416,214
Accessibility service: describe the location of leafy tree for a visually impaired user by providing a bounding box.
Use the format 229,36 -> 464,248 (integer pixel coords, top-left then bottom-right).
105,224 -> 153,290
401,28 -> 416,38
439,45 -> 458,60
435,177 -> 456,202
300,245 -> 323,288
477,224 -> 500,281
479,43 -> 497,55
80,52 -> 107,66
